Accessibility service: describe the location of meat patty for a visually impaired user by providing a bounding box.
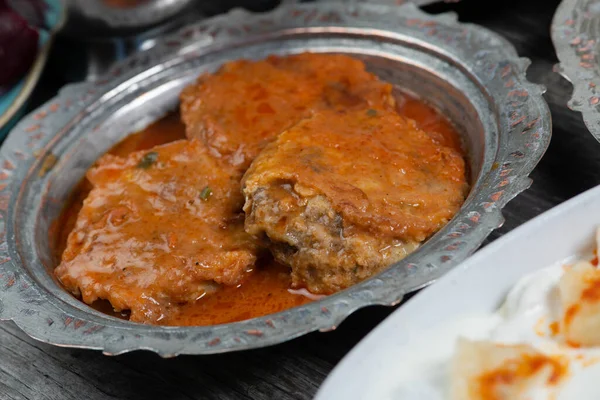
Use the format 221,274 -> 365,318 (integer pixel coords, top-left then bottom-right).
242,108 -> 468,294
55,140 -> 258,324
180,52 -> 395,171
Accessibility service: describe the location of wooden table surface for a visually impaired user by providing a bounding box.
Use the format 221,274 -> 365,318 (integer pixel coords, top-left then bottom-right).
0,0 -> 591,398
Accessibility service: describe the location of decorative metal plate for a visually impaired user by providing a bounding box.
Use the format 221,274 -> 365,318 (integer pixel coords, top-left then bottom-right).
0,2 -> 550,356
67,0 -> 195,30
553,0 -> 600,141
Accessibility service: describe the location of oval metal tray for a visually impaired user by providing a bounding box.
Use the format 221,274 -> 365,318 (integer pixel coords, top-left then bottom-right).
0,2 -> 550,356
553,0 -> 600,142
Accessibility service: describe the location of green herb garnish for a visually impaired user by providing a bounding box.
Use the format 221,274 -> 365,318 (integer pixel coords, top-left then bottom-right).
366,109 -> 378,117
137,151 -> 159,169
200,186 -> 213,201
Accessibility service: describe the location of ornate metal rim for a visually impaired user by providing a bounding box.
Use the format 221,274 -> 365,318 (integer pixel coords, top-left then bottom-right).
0,2 -> 550,356
552,0 -> 600,142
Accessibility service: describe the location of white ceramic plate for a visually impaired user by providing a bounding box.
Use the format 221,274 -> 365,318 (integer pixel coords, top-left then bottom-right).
315,184 -> 600,400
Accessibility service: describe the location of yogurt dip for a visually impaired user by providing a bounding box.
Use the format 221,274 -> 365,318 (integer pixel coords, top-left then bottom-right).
374,233 -> 600,400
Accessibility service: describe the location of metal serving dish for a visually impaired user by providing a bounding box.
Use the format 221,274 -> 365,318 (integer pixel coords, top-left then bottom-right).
0,2 -> 550,356
61,0 -> 197,39
552,0 -> 600,142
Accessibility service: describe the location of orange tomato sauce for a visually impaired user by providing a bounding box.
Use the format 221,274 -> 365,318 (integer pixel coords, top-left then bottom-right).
476,353 -> 567,399
53,92 -> 463,326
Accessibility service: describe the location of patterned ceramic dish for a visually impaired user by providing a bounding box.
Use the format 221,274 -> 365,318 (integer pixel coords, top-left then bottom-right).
552,0 -> 600,142
0,0 -> 66,139
0,2 -> 550,356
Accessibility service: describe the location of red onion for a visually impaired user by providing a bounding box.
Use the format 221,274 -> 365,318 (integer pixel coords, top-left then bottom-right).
0,0 -> 40,92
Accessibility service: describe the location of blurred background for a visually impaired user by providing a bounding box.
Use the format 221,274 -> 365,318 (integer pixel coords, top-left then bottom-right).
0,0 -> 465,136
55,0 -> 286,81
